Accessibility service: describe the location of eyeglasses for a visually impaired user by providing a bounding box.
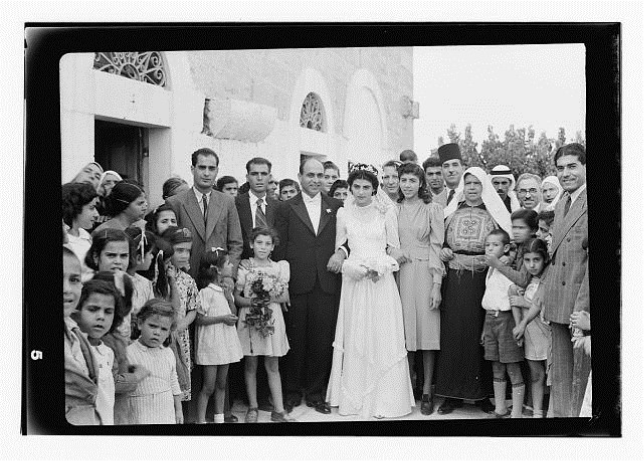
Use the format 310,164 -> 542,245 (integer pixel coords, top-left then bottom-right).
517,188 -> 539,196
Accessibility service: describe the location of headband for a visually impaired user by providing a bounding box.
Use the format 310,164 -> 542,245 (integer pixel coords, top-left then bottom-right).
350,163 -> 379,176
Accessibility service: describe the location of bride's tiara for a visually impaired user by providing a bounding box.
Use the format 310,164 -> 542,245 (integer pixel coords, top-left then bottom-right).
349,163 -> 379,176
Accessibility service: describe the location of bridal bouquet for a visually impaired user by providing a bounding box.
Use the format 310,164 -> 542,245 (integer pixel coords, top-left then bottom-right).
242,271 -> 287,338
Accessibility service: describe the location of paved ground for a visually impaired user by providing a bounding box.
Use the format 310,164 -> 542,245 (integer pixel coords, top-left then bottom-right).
224,397 -> 530,423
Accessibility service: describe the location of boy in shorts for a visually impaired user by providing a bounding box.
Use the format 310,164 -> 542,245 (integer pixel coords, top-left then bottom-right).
481,229 -> 525,418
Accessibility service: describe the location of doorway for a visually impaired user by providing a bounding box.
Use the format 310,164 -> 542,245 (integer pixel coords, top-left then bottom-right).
94,119 -> 149,192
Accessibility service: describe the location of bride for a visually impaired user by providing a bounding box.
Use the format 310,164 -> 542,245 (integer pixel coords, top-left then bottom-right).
326,164 -> 415,419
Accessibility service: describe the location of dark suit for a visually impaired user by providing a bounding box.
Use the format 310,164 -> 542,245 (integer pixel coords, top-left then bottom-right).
543,188 -> 590,417
166,188 -> 243,278
273,192 -> 342,402
235,192 -> 279,260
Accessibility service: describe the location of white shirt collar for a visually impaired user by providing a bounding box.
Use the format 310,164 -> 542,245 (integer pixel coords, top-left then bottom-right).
249,192 -> 267,207
569,183 -> 587,205
302,192 -> 321,204
193,186 -> 212,202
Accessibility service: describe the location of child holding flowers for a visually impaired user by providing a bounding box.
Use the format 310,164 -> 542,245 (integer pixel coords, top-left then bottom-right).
234,226 -> 294,423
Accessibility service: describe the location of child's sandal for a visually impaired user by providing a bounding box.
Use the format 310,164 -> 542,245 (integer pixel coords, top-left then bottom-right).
245,407 -> 259,423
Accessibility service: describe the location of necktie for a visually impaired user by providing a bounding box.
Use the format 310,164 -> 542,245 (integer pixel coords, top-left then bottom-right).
203,194 -> 209,224
563,194 -> 572,217
255,198 -> 267,228
446,189 -> 455,206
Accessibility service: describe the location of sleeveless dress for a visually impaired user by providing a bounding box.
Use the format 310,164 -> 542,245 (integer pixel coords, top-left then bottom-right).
326,201 -> 415,419
236,259 -> 290,357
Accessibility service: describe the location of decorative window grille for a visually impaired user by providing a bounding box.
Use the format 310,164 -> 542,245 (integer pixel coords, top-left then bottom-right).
93,52 -> 167,88
299,93 -> 326,132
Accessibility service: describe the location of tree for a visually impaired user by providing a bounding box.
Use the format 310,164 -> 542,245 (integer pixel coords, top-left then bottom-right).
437,136 -> 445,147
460,124 -> 484,168
446,124 -> 461,144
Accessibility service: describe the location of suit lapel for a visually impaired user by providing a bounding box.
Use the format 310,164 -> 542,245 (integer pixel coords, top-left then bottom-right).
183,190 -> 206,241
238,193 -> 253,233
205,192 -> 224,240
317,194 -> 333,236
551,189 -> 587,254
291,194 -> 316,236
266,196 -> 277,226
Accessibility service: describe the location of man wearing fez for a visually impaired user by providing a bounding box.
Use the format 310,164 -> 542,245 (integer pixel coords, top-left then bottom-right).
490,165 -> 521,213
433,143 -> 464,208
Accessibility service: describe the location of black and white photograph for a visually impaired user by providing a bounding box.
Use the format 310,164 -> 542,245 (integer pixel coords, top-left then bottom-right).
10,2 -> 642,459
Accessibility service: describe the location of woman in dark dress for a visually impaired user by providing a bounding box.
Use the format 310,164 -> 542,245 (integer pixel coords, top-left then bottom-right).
435,167 -> 512,415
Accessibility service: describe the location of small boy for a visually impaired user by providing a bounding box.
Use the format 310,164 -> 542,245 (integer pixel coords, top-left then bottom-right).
537,210 -> 555,251
72,278 -> 124,425
481,229 -> 525,418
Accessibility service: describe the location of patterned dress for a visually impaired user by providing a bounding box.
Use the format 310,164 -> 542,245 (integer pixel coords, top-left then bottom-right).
435,203 -> 497,401
173,269 -> 200,400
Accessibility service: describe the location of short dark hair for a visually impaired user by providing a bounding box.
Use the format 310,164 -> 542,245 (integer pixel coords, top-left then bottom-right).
399,149 -> 418,163
137,299 -> 176,337
553,143 -> 586,166
511,208 -> 539,232
422,156 -> 442,171
216,176 -> 238,192
382,159 -> 402,170
75,278 -> 126,333
62,182 -> 99,226
487,228 -> 511,245
196,248 -> 229,290
397,163 -> 432,204
191,148 -> 219,167
250,226 -> 280,248
246,157 -> 272,173
323,161 -> 339,174
523,237 -> 551,265
145,203 -> 176,235
162,177 -> 188,200
347,169 -> 379,195
537,210 -> 555,227
329,179 -> 349,198
105,182 -> 145,216
279,178 -> 300,192
86,228 -> 135,272
92,271 -> 134,330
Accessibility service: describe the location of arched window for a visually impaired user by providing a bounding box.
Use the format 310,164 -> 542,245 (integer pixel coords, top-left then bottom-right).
93,52 -> 167,88
299,92 -> 326,132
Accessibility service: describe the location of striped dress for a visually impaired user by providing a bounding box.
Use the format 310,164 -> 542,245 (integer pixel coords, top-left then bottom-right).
121,340 -> 181,425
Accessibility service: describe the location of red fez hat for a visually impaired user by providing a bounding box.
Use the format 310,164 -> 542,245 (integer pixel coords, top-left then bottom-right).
437,143 -> 462,164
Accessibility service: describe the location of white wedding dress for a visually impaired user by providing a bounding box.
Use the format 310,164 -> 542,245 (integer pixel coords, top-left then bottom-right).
326,199 -> 415,419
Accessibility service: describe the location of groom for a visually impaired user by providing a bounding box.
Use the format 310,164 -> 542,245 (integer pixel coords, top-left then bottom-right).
274,158 -> 345,414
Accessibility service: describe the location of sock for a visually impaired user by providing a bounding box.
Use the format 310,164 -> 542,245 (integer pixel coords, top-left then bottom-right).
533,409 -> 544,418
493,380 -> 508,414
214,413 -> 225,424
511,384 -> 525,418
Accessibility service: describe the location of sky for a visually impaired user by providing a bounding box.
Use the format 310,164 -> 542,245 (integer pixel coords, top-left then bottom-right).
413,44 -> 586,155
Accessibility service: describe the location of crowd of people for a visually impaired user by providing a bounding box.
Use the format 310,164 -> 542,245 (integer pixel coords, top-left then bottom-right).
63,142 -> 590,425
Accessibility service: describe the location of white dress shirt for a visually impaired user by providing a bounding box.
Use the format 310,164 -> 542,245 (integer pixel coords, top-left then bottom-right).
302,192 -> 322,235
193,187 -> 212,216
569,183 -> 587,206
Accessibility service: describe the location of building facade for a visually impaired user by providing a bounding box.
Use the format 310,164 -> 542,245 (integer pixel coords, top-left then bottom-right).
61,48 -> 416,208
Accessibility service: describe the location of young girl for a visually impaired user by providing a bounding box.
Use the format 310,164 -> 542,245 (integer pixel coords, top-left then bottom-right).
145,204 -> 178,238
234,227 -> 294,423
63,182 -> 100,282
92,181 -> 148,234
124,227 -> 157,337
161,226 -> 200,405
536,210 -> 555,252
510,238 -> 552,418
194,249 -> 243,423
72,278 -> 124,425
63,246 -> 100,425
85,228 -> 137,342
124,299 -> 183,424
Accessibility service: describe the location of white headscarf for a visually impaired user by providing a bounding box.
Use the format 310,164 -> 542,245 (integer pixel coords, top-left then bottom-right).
444,166 -> 512,236
541,175 -> 564,211
489,165 -> 521,212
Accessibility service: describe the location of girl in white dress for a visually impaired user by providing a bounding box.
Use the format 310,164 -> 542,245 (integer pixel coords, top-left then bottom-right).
235,227 -> 294,423
194,248 -> 243,424
327,165 -> 415,419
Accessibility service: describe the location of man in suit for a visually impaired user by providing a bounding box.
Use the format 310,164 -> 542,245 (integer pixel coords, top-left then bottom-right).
235,157 -> 279,260
273,158 -> 346,414
166,148 -> 243,279
432,143 -> 464,208
542,143 -> 590,417
234,157 -> 280,412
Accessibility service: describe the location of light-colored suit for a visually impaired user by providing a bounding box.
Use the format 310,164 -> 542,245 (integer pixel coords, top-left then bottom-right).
166,188 -> 243,278
543,188 -> 590,417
